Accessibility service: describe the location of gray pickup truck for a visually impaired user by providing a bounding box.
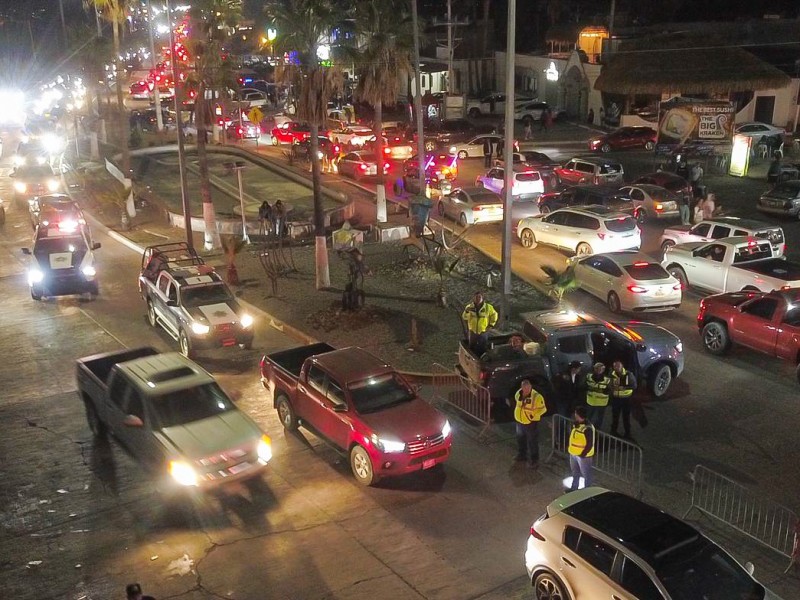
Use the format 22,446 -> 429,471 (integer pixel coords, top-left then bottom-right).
77,347 -> 271,490
458,309 -> 684,404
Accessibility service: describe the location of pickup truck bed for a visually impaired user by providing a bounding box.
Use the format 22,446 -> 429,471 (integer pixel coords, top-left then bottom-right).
739,258 -> 800,280
77,347 -> 159,389
264,342 -> 336,378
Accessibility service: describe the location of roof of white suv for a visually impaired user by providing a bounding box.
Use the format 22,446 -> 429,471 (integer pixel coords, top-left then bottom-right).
560,204 -> 633,218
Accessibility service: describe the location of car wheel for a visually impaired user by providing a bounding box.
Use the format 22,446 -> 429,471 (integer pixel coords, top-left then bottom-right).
635,209 -> 647,224
468,108 -> 480,118
607,291 -> 622,313
645,140 -> 655,151
437,201 -> 445,217
457,150 -> 468,159
660,240 -> 675,254
576,242 -> 593,256
667,266 -> 688,291
178,329 -> 195,359
520,228 -> 536,248
350,445 -> 378,486
271,136 -> 278,146
84,401 -> 107,439
30,286 -> 43,301
459,213 -> 468,228
649,363 -> 673,397
539,204 -> 551,214
702,321 -> 731,356
276,394 -> 298,431
147,300 -> 157,327
600,143 -> 611,153
533,572 -> 569,600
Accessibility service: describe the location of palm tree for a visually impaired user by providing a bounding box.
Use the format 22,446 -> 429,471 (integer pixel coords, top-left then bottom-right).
185,0 -> 243,251
266,0 -> 344,290
87,0 -> 130,175
351,0 -> 413,223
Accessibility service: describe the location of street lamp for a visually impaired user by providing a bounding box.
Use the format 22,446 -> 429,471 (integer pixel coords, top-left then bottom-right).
267,27 -> 277,63
224,160 -> 250,244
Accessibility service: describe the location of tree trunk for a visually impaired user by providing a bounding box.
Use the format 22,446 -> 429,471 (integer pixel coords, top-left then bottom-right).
310,123 -> 330,289
196,80 -> 220,250
112,19 -> 129,175
374,101 -> 387,222
480,0 -> 491,89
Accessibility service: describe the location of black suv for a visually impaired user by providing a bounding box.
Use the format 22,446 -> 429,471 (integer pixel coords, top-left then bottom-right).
538,184 -> 632,214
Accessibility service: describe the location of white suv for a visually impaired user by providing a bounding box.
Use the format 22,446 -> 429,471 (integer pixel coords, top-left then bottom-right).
516,205 -> 640,256
660,217 -> 785,257
525,487 -> 784,600
476,166 -> 545,198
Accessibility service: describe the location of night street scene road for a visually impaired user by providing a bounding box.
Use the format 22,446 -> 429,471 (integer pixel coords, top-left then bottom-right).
2,0 -> 800,598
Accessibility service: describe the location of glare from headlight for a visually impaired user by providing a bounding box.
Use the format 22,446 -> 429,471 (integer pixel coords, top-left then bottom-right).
240,314 -> 254,328
191,322 -> 210,335
42,133 -> 66,154
13,155 -> 25,166
13,181 -> 26,193
442,420 -> 451,438
82,265 -> 96,277
28,268 -> 44,284
257,435 -> 272,463
169,460 -> 198,486
371,433 -> 405,453
46,179 -> 60,192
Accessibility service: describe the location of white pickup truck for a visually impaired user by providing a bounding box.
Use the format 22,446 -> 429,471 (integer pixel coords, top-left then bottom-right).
661,236 -> 800,294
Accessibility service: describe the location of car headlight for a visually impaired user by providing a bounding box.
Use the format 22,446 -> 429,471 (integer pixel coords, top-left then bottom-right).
14,181 -> 27,193
256,435 -> 272,463
46,179 -> 60,192
240,313 -> 254,328
191,322 -> 210,335
169,460 -> 198,486
442,420 -> 452,438
675,342 -> 683,353
82,265 -> 96,278
449,145 -> 457,154
28,268 -> 44,284
371,433 -> 405,453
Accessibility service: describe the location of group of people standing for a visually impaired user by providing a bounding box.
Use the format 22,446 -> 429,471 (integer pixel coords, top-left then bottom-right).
257,199 -> 286,237
674,158 -> 720,225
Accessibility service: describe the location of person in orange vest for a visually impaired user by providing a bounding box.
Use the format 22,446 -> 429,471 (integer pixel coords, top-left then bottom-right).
568,405 -> 595,490
513,379 -> 547,468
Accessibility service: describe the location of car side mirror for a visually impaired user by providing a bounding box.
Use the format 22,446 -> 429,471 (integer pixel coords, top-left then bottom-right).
123,414 -> 144,427
21,247 -> 31,255
92,242 -> 102,250
744,561 -> 755,576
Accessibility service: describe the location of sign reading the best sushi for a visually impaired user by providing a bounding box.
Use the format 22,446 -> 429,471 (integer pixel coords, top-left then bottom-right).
655,99 -> 735,154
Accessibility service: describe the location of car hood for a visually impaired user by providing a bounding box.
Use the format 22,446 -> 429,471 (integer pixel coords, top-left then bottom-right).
618,321 -> 681,347
358,398 -> 446,442
187,302 -> 240,325
159,410 -> 261,459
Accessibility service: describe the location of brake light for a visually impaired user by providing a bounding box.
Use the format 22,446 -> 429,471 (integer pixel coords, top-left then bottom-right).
597,232 -> 606,240
383,147 -> 391,155
384,163 -> 391,170
479,370 -> 489,381
238,128 -> 243,135
530,521 -> 546,541
333,144 -> 340,153
627,285 -> 647,293
633,261 -> 649,267
359,164 -> 367,170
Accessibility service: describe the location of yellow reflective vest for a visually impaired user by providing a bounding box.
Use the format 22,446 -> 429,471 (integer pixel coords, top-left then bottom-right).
514,388 -> 547,425
586,373 -> 611,407
611,368 -> 634,398
569,423 -> 596,457
462,301 -> 498,334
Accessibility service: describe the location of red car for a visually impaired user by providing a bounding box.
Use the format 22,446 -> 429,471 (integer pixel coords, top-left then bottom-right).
128,80 -> 152,99
270,121 -> 312,145
697,289 -> 800,384
226,120 -> 260,140
588,126 -> 657,153
260,343 -> 452,486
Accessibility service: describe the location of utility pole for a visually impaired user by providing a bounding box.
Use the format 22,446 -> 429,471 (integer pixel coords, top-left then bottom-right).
411,0 -> 426,193
446,0 -> 454,93
58,0 -> 67,48
146,0 -> 164,132
500,0 -> 516,323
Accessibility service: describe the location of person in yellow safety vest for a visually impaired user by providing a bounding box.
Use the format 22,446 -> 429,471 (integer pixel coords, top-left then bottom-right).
462,291 -> 498,356
585,362 -> 611,430
610,359 -> 637,439
568,405 -> 596,490
513,379 -> 547,468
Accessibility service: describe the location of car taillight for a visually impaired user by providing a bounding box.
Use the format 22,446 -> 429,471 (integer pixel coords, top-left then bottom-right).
333,145 -> 340,153
628,285 -> 647,293
479,370 -> 489,381
384,147 -> 391,155
673,283 -> 682,291
238,128 -> 243,135
597,232 -> 606,240
359,164 -> 367,170
530,521 -> 546,541
384,163 -> 390,170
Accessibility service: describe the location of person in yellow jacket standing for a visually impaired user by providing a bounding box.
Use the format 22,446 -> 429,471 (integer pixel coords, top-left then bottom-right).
462,291 -> 498,356
514,379 -> 547,468
610,359 -> 637,439
568,405 -> 595,490
585,362 -> 611,429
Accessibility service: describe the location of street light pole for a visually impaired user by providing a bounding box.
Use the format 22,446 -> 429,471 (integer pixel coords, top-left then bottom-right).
411,0 -> 426,194
146,0 -> 163,132
225,160 -> 250,244
500,0 -> 517,323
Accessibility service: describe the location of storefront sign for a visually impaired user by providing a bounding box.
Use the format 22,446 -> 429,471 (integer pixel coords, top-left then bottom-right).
655,98 -> 735,154
545,62 -> 559,82
729,134 -> 752,177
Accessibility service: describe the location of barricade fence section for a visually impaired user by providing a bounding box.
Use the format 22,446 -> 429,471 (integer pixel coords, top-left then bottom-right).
430,363 -> 492,433
548,414 -> 643,498
684,464 -> 798,569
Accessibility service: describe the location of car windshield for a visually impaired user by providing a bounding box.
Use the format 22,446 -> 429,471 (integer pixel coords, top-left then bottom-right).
348,373 -> 415,414
753,229 -> 784,244
150,382 -> 236,428
16,165 -> 53,178
656,539 -> 765,600
34,235 -> 86,256
604,217 -> 637,232
650,188 -> 679,201
625,263 -> 670,280
516,172 -> 539,182
181,283 -> 233,307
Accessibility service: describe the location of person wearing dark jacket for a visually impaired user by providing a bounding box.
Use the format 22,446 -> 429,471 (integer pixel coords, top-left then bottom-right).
555,361 -> 583,418
482,137 -> 494,168
126,583 -> 156,600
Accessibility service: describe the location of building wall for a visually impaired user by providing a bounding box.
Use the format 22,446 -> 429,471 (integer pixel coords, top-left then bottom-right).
736,80 -> 800,132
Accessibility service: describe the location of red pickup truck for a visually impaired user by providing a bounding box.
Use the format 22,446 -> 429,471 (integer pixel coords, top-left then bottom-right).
260,343 -> 452,485
697,289 -> 800,383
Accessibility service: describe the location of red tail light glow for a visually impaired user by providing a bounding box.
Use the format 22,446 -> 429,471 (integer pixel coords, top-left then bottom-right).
530,522 -> 546,541
627,285 -> 647,293
597,232 -> 606,240
359,164 -> 367,170
633,261 -> 649,267
383,147 -> 391,155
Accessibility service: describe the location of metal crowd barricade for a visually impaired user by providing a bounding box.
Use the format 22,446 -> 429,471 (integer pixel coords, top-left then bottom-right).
684,464 -> 799,570
547,414 -> 644,498
430,363 -> 492,436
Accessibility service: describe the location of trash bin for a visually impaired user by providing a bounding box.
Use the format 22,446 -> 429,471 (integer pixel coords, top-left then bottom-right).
409,196 -> 432,236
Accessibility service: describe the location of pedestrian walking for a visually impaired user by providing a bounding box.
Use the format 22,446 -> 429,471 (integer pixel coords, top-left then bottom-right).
461,291 -> 498,356
555,361 -> 583,418
587,108 -> 595,125
679,190 -> 692,225
523,121 -> 532,141
609,359 -> 636,439
585,362 -> 611,430
539,108 -> 549,132
701,192 -> 716,219
568,405 -> 596,490
126,583 -> 157,600
482,136 -> 494,168
513,379 -> 547,468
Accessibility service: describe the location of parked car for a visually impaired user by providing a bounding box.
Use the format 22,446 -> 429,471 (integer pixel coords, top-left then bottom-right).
237,88 -> 268,108
11,164 -> 60,200
517,151 -> 560,167
448,134 -> 503,159
698,288 -> 800,384
475,166 -> 549,198
514,101 -> 550,125
537,184 -> 631,214
270,121 -> 311,145
633,171 -> 693,203
660,217 -> 785,257
226,120 -> 260,140
128,80 -> 152,99
466,93 -> 534,118
329,124 -> 374,147
525,487 -> 784,600
588,126 -> 656,153
556,156 -> 624,185
260,343 -> 452,485
662,236 -> 800,294
570,252 -> 682,313
756,179 -> 800,218
735,121 -> 785,142
516,206 -> 640,256
337,151 -> 390,180
77,347 -> 271,490
459,309 -> 684,401
437,186 -> 503,226
616,184 -> 680,223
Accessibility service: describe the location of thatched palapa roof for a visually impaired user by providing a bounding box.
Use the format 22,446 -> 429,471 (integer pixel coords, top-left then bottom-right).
595,44 -> 790,95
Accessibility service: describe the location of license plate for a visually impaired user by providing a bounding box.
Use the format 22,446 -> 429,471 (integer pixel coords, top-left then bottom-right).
422,458 -> 436,470
228,462 -> 251,475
